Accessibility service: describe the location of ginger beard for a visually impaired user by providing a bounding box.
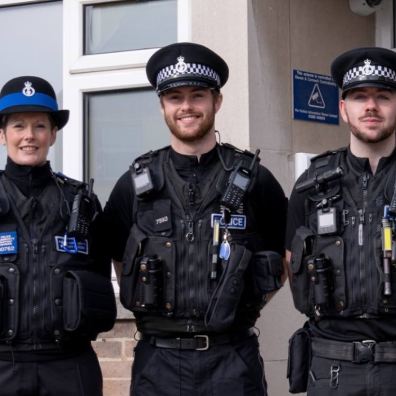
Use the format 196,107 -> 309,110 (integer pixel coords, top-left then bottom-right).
160,88 -> 220,143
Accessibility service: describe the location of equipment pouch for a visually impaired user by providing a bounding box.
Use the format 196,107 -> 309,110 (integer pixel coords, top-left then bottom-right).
287,322 -> 311,394
63,270 -> 116,338
0,276 -> 7,335
289,226 -> 315,315
120,224 -> 147,310
0,263 -> 19,341
253,251 -> 283,294
132,255 -> 163,312
205,244 -> 252,332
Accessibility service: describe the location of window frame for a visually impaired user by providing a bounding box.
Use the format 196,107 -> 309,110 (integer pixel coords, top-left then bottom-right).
0,0 -> 60,7
375,0 -> 394,48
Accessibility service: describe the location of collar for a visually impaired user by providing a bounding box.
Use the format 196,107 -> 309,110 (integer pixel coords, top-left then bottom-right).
346,146 -> 396,174
169,144 -> 218,170
4,157 -> 53,197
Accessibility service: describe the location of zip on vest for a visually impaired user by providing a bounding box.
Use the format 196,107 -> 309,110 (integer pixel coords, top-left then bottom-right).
359,172 -> 370,309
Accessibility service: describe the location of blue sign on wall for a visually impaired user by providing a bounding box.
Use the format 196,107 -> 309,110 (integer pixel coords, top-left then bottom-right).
293,69 -> 339,125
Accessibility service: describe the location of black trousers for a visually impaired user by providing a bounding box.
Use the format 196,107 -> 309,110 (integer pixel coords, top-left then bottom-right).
308,355 -> 396,396
130,334 -> 267,396
0,346 -> 103,396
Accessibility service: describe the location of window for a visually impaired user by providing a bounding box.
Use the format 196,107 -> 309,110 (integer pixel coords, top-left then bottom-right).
84,88 -> 169,204
84,0 -> 177,55
0,0 -> 62,170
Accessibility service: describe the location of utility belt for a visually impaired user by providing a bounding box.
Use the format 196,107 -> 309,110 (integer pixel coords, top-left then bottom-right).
287,324 -> 396,394
141,327 -> 256,351
311,337 -> 396,363
0,338 -> 91,353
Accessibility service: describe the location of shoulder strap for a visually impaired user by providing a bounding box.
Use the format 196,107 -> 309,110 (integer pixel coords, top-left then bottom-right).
0,173 -> 10,216
303,148 -> 345,202
216,143 -> 261,194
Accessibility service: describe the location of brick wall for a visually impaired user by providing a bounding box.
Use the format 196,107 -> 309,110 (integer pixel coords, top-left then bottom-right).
93,318 -> 137,396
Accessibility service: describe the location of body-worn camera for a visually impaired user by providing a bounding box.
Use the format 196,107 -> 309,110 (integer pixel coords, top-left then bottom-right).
135,255 -> 163,310
132,162 -> 154,197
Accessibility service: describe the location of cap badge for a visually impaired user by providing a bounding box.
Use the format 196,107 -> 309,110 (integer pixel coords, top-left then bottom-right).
22,81 -> 35,97
175,56 -> 187,74
362,59 -> 374,76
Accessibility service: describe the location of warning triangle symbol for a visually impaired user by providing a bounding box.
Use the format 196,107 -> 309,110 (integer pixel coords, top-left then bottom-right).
308,83 -> 325,109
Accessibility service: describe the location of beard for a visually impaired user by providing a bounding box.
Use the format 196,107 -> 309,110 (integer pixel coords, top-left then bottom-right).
349,122 -> 395,144
345,109 -> 396,144
164,108 -> 216,143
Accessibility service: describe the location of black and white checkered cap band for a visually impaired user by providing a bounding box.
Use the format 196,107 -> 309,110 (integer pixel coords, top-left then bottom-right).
156,63 -> 221,87
343,64 -> 396,87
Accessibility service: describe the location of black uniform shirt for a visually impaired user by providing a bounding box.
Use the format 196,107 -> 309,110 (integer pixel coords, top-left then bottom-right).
104,144 -> 287,262
286,147 -> 396,341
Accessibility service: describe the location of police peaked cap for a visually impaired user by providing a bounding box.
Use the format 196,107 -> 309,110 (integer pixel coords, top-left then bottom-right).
0,76 -> 69,130
331,47 -> 396,97
146,42 -> 229,94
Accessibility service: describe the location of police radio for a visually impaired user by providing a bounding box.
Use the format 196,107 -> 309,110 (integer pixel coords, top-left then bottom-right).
221,149 -> 260,212
67,179 -> 95,240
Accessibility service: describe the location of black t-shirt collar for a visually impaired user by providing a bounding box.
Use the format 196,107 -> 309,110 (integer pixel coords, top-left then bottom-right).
4,157 -> 52,197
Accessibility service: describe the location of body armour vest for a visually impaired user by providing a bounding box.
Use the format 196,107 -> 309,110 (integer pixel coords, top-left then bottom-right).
0,172 -> 115,345
120,145 -> 281,335
290,148 -> 396,319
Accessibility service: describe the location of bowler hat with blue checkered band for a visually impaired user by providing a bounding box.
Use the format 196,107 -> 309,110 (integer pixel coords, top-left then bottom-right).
331,47 -> 396,97
146,42 -> 229,94
0,76 -> 69,129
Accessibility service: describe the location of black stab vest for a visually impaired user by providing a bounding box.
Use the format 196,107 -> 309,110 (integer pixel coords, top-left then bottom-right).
120,145 -> 266,334
290,148 -> 396,319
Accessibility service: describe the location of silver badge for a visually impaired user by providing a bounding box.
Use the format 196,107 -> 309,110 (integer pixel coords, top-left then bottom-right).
22,81 -> 35,97
175,56 -> 187,73
362,59 -> 374,76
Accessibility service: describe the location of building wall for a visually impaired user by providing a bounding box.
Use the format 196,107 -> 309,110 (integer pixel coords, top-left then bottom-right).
190,1 -> 374,396
249,1 -> 374,395
94,1 -> 376,395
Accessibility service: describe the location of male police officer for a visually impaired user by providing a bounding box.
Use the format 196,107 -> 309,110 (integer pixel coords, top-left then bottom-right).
104,42 -> 287,396
0,76 -> 116,395
286,47 -> 396,395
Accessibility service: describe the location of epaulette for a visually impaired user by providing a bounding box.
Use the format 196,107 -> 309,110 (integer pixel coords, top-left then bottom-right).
0,171 -> 9,216
309,147 -> 347,171
221,142 -> 256,159
54,172 -> 84,186
133,146 -> 170,166
303,147 -> 346,201
130,146 -> 169,198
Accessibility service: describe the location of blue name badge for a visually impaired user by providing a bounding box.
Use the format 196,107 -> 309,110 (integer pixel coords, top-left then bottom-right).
0,231 -> 18,255
211,213 -> 247,230
55,236 -> 89,255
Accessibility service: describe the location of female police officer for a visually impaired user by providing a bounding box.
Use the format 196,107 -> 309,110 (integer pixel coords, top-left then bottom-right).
0,76 -> 116,395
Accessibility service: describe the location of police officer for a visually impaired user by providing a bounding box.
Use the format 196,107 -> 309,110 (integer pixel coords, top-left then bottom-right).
0,76 -> 116,395
104,42 -> 287,396
286,47 -> 396,395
